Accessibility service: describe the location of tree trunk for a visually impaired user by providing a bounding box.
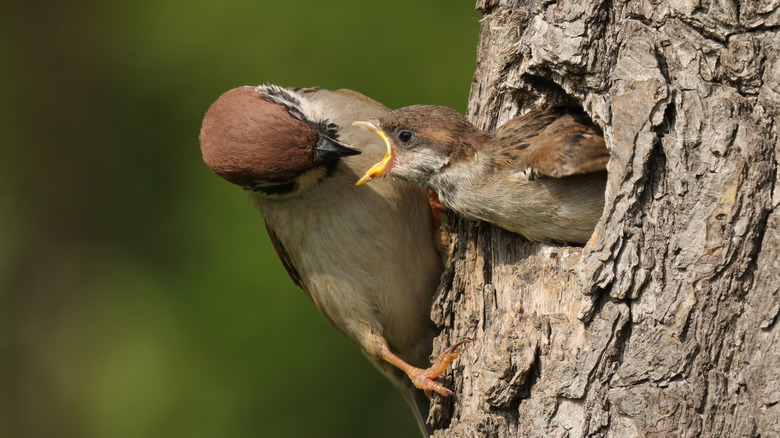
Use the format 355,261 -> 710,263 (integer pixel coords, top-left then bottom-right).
428,1 -> 780,436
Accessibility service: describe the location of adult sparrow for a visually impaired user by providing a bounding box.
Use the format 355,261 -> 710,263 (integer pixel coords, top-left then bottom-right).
200,86 -> 467,436
355,105 -> 608,244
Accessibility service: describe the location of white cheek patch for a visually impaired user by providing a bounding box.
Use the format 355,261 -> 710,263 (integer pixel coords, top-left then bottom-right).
295,165 -> 329,192
394,149 -> 449,183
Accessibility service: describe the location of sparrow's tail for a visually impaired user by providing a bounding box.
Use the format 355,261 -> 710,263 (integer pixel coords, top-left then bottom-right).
393,372 -> 433,438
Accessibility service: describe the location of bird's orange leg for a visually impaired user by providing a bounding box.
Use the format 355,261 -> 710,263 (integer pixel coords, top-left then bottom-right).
425,189 -> 450,254
379,339 -> 472,398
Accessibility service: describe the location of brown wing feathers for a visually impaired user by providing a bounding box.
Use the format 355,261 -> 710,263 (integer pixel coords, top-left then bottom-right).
264,220 -> 306,292
492,109 -> 609,178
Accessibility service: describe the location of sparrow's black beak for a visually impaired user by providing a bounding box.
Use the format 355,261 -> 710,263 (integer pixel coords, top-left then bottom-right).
314,136 -> 361,163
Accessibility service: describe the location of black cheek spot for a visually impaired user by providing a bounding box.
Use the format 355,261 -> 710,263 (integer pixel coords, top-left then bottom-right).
247,179 -> 299,196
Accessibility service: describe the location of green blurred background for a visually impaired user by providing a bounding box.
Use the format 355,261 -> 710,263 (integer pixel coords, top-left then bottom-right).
1,1 -> 479,437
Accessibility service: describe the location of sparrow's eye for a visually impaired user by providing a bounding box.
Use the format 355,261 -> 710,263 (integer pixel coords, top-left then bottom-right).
398,130 -> 414,144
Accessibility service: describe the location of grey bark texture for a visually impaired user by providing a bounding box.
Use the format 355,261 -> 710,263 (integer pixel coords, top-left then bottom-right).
427,1 -> 780,436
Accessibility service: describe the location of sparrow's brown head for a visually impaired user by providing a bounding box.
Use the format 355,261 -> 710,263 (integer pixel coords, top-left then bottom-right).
200,85 -> 359,196
354,105 -> 487,186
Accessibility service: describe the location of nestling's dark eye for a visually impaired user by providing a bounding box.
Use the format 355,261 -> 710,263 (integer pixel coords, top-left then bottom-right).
398,130 -> 414,144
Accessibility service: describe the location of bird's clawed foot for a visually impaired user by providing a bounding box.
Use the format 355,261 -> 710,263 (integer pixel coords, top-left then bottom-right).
410,338 -> 473,398
379,338 -> 472,399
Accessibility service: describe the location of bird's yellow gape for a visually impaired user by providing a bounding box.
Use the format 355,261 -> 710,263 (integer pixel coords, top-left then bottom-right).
353,120 -> 393,185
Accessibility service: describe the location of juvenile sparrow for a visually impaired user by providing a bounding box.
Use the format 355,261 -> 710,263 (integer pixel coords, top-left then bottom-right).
355,105 -> 609,244
199,85 -> 466,436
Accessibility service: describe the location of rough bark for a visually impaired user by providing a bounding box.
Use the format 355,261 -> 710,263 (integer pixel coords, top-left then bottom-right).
428,1 -> 780,436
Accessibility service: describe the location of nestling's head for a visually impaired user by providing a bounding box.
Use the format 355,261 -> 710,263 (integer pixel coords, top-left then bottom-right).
200,85 -> 360,197
354,105 -> 487,187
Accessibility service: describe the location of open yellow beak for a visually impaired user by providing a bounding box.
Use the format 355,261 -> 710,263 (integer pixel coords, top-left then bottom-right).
353,120 -> 393,186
